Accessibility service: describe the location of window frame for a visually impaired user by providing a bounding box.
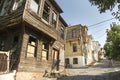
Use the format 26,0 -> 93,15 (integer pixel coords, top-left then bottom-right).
12,0 -> 23,11
72,29 -> 77,38
30,0 -> 41,13
72,43 -> 77,52
65,58 -> 70,64
27,36 -> 37,58
73,58 -> 78,64
42,42 -> 49,60
42,2 -> 50,22
51,11 -> 57,27
60,26 -> 65,39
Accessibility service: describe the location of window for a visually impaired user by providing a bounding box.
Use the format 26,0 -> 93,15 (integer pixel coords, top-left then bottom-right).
0,1 -> 4,14
67,30 -> 72,39
60,26 -> 64,39
73,43 -> 77,52
13,36 -> 19,43
0,0 -> 7,16
52,11 -> 57,27
42,42 -> 49,60
73,58 -> 78,64
30,0 -> 40,13
42,2 -> 50,22
65,58 -> 70,64
72,29 -> 77,38
11,35 -> 19,54
12,0 -> 23,10
27,36 -> 37,57
0,40 -> 5,51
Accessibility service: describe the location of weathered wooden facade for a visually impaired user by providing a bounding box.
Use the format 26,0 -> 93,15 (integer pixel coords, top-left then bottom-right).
65,24 -> 88,68
0,0 -> 67,79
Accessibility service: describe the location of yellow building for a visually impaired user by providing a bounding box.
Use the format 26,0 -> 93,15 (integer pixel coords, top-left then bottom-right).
65,24 -> 88,68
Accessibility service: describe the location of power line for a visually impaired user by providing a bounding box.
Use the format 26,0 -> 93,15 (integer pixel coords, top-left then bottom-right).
94,32 -> 106,39
90,25 -> 108,34
88,18 -> 115,27
89,22 -> 108,30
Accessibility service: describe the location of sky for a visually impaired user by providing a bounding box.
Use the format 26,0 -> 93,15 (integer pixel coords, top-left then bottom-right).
56,0 -> 119,47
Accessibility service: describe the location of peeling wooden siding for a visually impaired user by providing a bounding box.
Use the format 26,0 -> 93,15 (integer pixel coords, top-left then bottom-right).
0,9 -> 23,30
23,9 -> 58,40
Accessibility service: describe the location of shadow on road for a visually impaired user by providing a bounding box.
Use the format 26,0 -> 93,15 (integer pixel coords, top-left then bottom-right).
58,71 -> 120,80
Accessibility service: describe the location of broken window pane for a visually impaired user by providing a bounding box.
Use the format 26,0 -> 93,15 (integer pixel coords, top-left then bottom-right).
52,11 -> 57,27
42,2 -> 50,22
42,42 -> 49,60
27,36 -> 37,58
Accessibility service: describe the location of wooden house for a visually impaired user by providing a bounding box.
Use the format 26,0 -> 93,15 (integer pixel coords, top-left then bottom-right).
0,0 -> 67,79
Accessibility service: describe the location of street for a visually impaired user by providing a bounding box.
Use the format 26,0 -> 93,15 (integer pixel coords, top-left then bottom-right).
58,59 -> 120,80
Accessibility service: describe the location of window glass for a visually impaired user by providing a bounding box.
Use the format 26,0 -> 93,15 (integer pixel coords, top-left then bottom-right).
73,43 -> 77,52
42,2 -> 50,22
42,42 -> 49,60
72,29 -> 77,38
0,41 -> 5,51
12,0 -> 23,10
27,36 -> 37,57
30,0 -> 40,13
73,58 -> 78,64
52,11 -> 57,27
65,58 -> 70,64
60,26 -> 64,39
0,0 -> 7,16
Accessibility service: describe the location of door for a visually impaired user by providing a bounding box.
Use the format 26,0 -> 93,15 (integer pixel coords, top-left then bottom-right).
52,49 -> 59,71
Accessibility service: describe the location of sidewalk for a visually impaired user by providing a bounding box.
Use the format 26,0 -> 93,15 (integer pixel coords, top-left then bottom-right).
0,70 -> 16,80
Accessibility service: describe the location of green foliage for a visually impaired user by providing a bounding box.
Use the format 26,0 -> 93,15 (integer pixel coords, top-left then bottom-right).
89,0 -> 117,13
104,23 -> 120,61
89,0 -> 120,20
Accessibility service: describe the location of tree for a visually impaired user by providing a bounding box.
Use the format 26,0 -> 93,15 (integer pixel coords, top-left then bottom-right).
89,0 -> 120,20
104,23 -> 120,61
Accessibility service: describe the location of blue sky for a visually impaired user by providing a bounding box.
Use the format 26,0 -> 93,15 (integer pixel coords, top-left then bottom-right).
56,0 -> 119,47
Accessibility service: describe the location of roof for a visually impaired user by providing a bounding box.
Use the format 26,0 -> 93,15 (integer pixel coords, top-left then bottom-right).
49,0 -> 63,13
59,15 -> 68,27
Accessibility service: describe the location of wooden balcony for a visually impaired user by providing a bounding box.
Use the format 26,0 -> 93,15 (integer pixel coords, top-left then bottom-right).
0,8 -> 23,30
23,9 -> 58,40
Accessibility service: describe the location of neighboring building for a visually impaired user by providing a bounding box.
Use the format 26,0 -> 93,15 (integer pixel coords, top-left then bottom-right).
99,48 -> 105,60
0,0 -> 67,79
93,41 -> 101,61
65,24 -> 88,68
87,35 -> 101,65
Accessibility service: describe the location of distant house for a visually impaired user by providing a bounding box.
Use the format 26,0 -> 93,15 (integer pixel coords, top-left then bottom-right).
0,0 -> 67,79
65,24 -> 88,68
87,35 -> 101,65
